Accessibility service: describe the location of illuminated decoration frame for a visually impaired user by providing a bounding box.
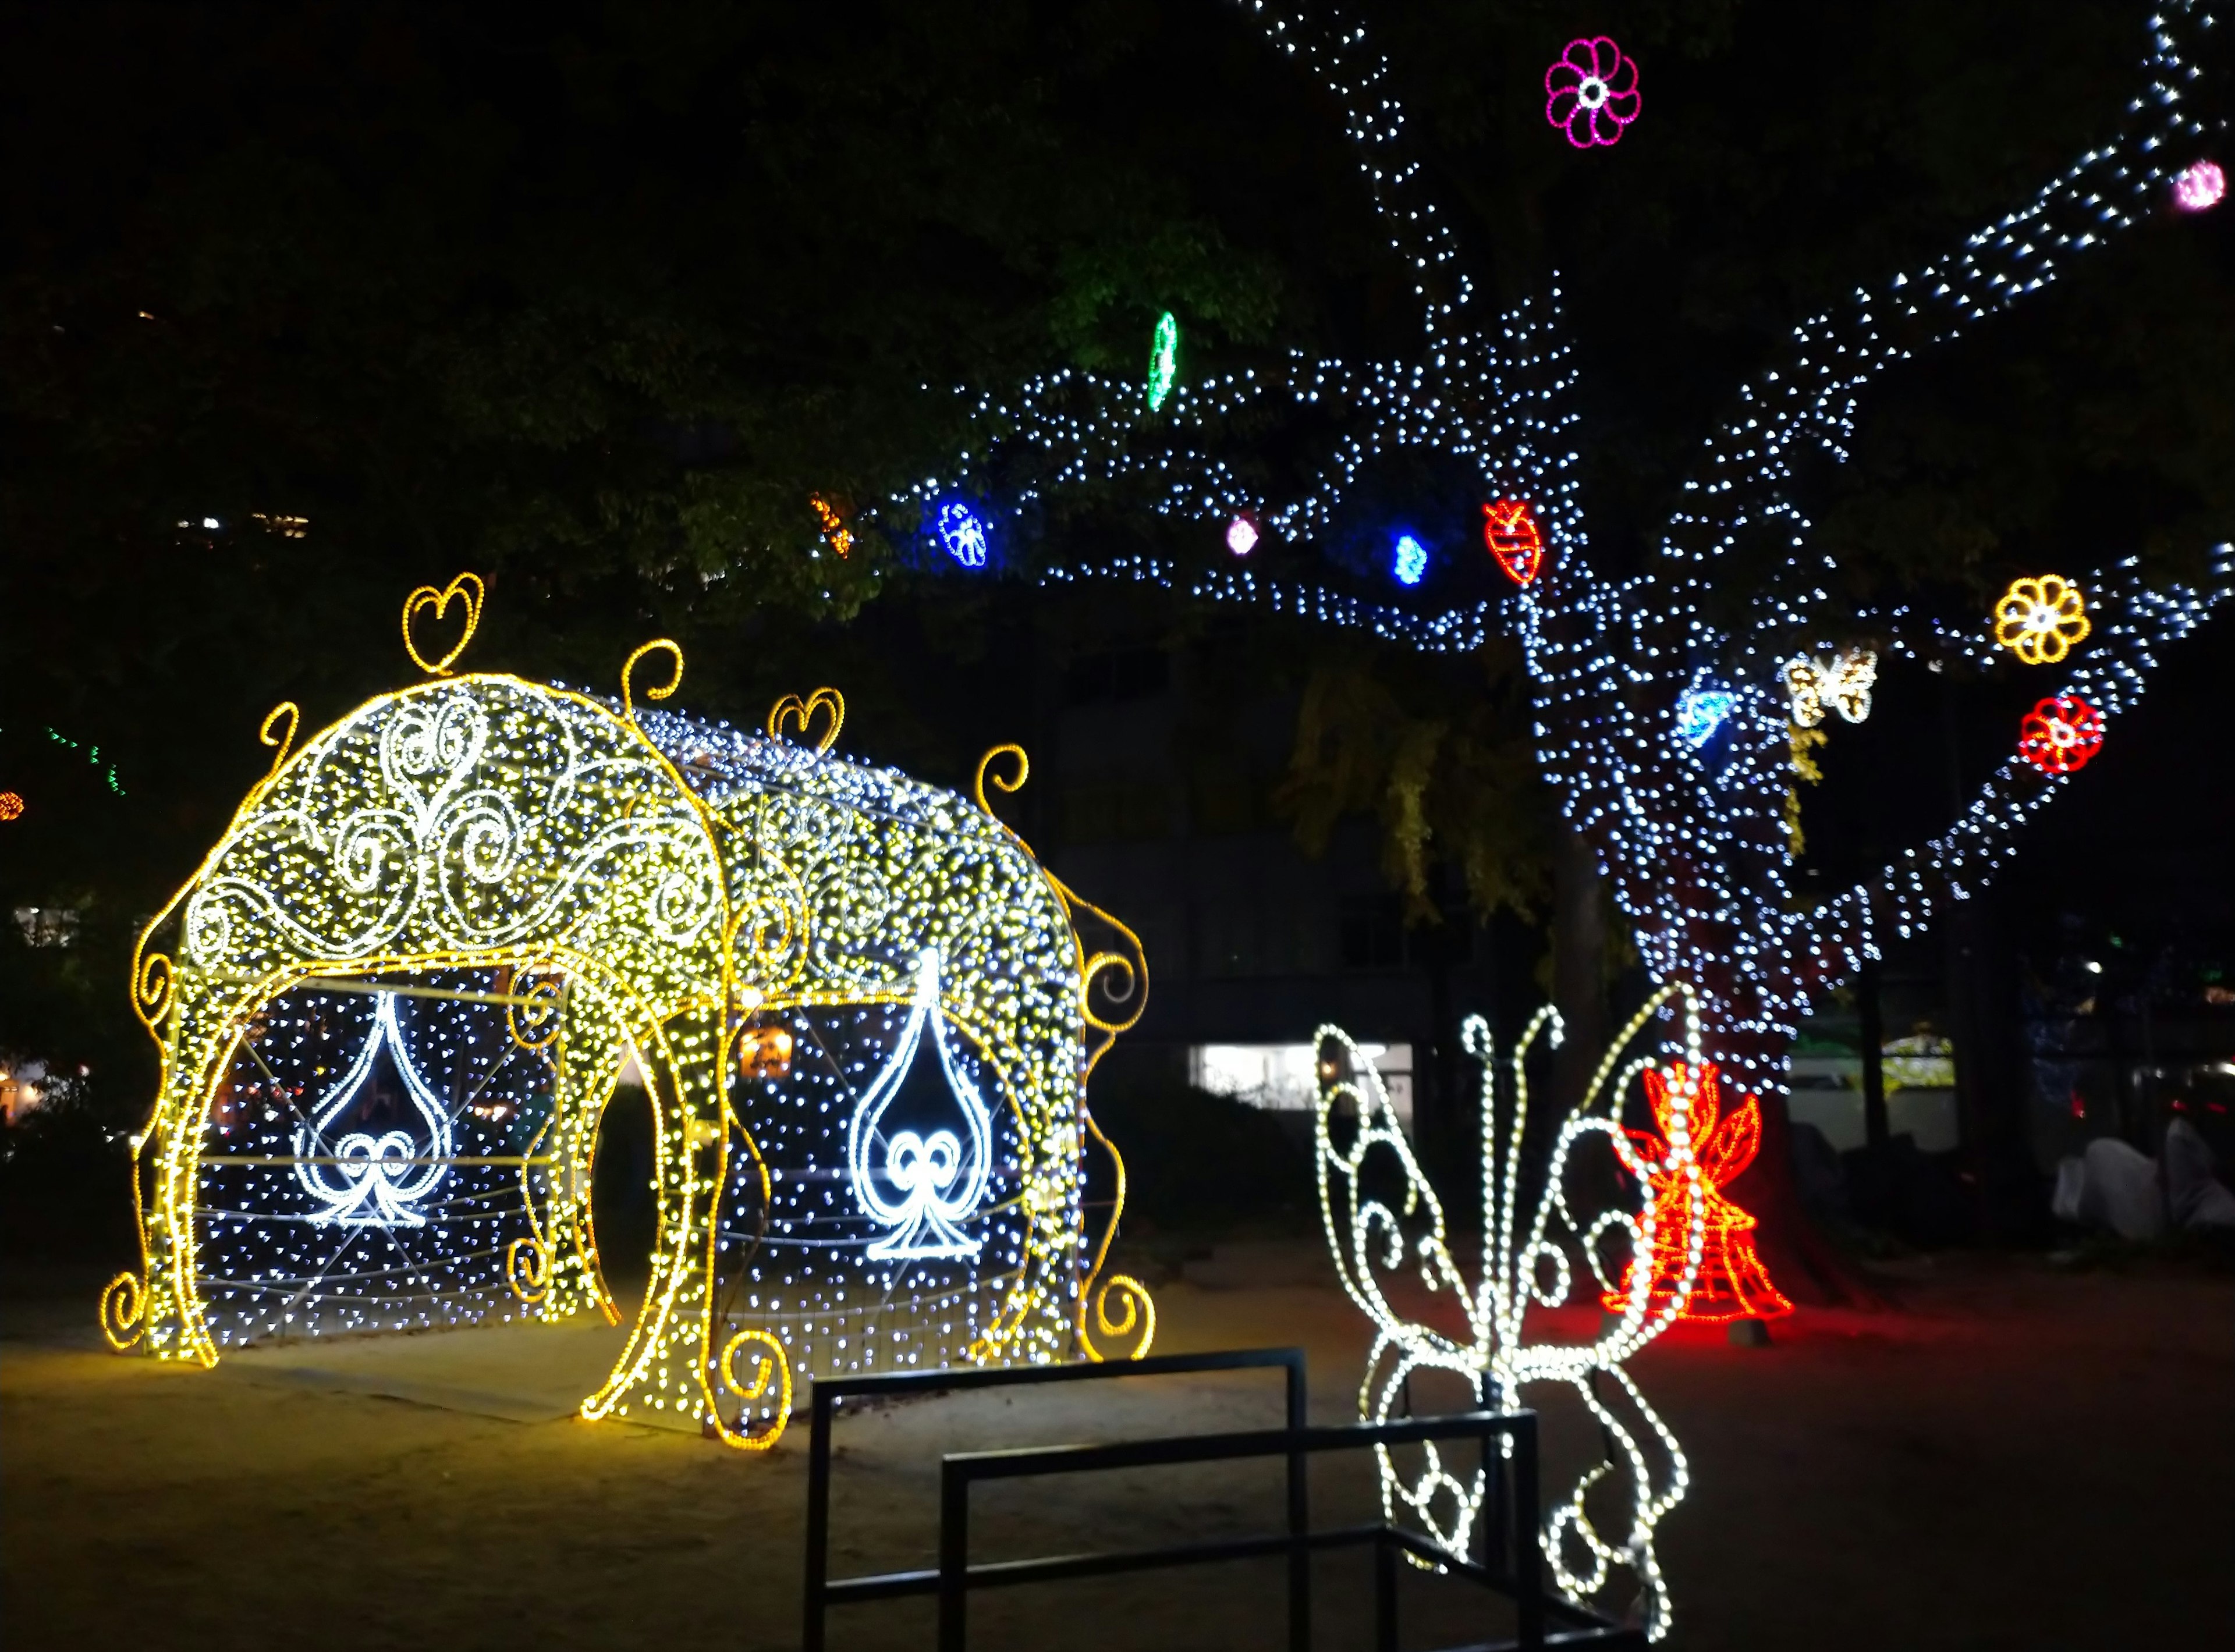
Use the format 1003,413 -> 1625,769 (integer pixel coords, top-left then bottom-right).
1993,573 -> 2091,663
885,0 -> 2229,1111
2017,693 -> 2106,776
1782,646 -> 1877,729
1544,36 -> 1641,151
1675,687 -> 1734,749
1392,531 -> 1428,587
2174,156 -> 2226,209
809,493 -> 854,559
1481,498 -> 1545,587
935,500 -> 990,568
1147,311 -> 1180,413
1599,1061 -> 1793,1324
100,581 -> 1154,1449
0,792 -> 22,821
1314,985 -> 1711,1639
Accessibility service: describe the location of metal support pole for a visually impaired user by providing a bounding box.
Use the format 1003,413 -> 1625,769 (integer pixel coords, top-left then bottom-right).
803,1391 -> 833,1652
1510,1413 -> 1544,1649
938,1458 -> 970,1652
1478,1371 -> 1506,1578
1374,1528 -> 1399,1651
1859,954 -> 1889,1152
1286,1356 -> 1311,1652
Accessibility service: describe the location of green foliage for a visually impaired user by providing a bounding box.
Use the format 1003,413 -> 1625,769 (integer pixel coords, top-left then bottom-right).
1278,638 -> 1553,927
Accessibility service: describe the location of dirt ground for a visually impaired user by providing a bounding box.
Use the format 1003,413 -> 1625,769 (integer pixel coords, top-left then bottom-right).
4,1245 -> 2230,1651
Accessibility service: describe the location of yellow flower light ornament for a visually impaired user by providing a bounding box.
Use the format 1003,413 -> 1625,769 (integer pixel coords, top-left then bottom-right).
1993,574 -> 2091,664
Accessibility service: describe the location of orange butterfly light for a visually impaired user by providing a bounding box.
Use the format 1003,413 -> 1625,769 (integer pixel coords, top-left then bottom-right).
1603,1061 -> 1793,1323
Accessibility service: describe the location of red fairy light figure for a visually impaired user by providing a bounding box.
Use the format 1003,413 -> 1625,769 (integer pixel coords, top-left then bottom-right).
1604,1061 -> 1794,1323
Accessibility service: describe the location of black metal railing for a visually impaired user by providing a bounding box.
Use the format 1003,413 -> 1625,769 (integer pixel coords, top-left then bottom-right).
803,1347 -> 1641,1652
806,1347 -> 1305,1651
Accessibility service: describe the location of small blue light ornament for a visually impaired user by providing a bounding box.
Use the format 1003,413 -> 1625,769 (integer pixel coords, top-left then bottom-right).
1392,534 -> 1428,587
936,501 -> 989,569
1676,688 -> 1736,748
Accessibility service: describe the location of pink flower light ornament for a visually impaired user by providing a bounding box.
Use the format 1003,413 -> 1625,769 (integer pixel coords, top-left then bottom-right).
2173,159 -> 2225,213
1545,37 -> 1641,149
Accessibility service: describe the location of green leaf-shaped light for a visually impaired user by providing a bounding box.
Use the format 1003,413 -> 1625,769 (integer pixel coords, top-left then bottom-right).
1145,311 -> 1178,413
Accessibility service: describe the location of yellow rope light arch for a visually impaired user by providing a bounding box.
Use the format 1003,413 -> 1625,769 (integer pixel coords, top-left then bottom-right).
104,581 -> 1151,1449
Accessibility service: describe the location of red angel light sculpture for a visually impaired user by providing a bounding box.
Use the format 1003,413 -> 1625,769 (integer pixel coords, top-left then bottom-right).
1603,1061 -> 1793,1323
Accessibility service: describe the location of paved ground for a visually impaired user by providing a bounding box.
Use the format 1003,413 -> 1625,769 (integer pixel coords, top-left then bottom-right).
4,1246 -> 2230,1650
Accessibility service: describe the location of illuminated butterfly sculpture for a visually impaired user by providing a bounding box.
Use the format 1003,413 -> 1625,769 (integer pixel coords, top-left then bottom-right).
1781,646 -> 1878,729
1315,986 -> 1714,1638
891,0 -> 2231,1108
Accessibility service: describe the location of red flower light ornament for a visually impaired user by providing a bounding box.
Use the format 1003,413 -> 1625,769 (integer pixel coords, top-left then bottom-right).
1545,38 -> 1641,149
1482,498 -> 1546,586
2017,694 -> 2105,776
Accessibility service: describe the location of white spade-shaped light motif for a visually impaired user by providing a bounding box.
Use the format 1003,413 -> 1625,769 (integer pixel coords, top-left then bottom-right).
292,992 -> 455,1227
846,950 -> 994,1260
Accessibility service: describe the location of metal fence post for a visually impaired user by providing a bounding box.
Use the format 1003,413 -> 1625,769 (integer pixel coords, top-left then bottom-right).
803,1388 -> 833,1652
1374,1526 -> 1399,1651
938,1457 -> 971,1652
1285,1353 -> 1311,1652
1510,1412 -> 1544,1649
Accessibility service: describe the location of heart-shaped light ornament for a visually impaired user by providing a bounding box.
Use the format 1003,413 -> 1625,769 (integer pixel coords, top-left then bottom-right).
400,573 -> 485,676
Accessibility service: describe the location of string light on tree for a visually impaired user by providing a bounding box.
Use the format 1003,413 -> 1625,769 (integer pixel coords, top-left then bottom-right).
2018,694 -> 2106,775
885,0 -> 2229,1136
34,725 -> 127,795
0,793 -> 22,821
1993,573 -> 2091,663
849,3 -> 2225,1629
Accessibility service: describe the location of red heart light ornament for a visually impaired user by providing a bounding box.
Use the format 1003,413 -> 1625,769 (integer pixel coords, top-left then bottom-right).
2017,694 -> 2105,776
1482,498 -> 1545,587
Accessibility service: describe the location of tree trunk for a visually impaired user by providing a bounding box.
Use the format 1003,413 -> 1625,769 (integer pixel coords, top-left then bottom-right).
1551,823 -> 1608,1114
1730,1083 -> 1888,1310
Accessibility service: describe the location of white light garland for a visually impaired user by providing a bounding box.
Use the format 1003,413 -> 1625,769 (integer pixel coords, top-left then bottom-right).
875,0 -> 2227,1107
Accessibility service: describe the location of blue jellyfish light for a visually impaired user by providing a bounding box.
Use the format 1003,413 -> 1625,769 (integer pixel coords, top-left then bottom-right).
1676,687 -> 1736,748
1392,533 -> 1428,587
935,501 -> 990,569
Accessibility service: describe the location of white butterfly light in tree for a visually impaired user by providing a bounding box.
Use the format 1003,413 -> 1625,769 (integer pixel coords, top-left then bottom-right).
847,949 -> 996,1261
293,991 -> 455,1228
1316,985 -> 1715,1639
1782,646 -> 1878,729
